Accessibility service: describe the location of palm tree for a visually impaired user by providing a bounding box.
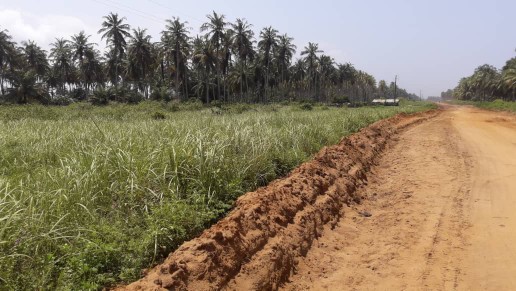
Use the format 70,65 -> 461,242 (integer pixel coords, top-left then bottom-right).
276,34 -> 296,85
49,38 -> 74,93
82,47 -> 104,92
472,64 -> 500,101
258,26 -> 278,101
71,31 -> 94,89
192,36 -> 216,103
162,17 -> 191,100
126,28 -> 154,97
378,80 -> 387,99
301,42 -> 323,99
201,11 -> 227,101
318,55 -> 335,101
231,18 -> 255,101
502,58 -> 516,101
20,41 -> 49,79
98,12 -> 131,87
7,70 -> 47,103
0,28 -> 18,95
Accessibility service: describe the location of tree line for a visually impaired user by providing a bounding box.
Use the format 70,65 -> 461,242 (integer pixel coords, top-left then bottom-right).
453,54 -> 516,101
0,12 -> 417,105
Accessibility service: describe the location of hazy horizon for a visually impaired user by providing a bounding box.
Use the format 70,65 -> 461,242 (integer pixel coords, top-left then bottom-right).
0,0 -> 515,97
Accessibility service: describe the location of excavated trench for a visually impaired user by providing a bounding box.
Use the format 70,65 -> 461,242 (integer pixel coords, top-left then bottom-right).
118,109 -> 439,291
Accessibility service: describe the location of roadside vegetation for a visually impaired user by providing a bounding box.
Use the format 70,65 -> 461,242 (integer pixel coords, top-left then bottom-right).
451,53 -> 516,102
0,101 -> 434,289
448,99 -> 516,113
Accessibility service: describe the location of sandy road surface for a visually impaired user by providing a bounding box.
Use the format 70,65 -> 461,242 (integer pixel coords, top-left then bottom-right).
282,106 -> 516,291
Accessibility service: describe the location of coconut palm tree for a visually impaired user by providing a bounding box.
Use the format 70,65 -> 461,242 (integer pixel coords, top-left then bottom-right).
378,80 -> 387,99
192,36 -> 216,103
98,12 -> 131,87
0,28 -> 18,95
201,11 -> 227,100
49,38 -> 74,93
318,55 -> 335,101
301,42 -> 323,98
161,17 -> 191,100
82,47 -> 104,92
7,70 -> 47,103
126,28 -> 154,96
20,41 -> 49,79
258,26 -> 278,101
70,31 -> 94,89
231,18 -> 255,101
276,34 -> 296,85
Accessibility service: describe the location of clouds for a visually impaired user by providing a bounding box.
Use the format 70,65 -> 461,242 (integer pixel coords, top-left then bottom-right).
0,8 -> 101,49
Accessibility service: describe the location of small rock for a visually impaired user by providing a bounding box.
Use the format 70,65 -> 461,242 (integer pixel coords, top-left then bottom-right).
359,211 -> 372,218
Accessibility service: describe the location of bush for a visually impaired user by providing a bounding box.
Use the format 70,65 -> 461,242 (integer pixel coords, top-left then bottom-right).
49,95 -> 74,106
300,103 -> 313,111
90,88 -> 110,106
151,111 -> 167,120
125,90 -> 144,104
69,88 -> 87,101
333,96 -> 349,104
150,87 -> 171,102
225,103 -> 252,114
210,100 -> 223,108
182,98 -> 204,111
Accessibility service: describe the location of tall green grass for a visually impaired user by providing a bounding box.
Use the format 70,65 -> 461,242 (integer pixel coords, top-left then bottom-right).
447,99 -> 516,113
0,101 -> 435,290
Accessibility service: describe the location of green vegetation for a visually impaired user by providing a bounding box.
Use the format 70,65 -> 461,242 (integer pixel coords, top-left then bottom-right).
452,54 -> 516,101
448,99 -> 516,113
0,101 -> 434,289
0,12 -> 419,107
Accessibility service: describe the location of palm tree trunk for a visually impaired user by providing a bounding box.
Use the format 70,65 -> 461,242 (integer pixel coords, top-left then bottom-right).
160,60 -> 165,84
176,52 -> 180,100
184,69 -> 188,100
205,73 -> 209,103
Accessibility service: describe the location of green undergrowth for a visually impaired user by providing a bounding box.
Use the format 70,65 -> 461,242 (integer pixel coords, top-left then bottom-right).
447,99 -> 516,113
0,101 -> 435,290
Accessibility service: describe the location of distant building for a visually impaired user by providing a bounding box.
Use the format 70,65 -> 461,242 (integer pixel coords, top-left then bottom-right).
372,99 -> 400,106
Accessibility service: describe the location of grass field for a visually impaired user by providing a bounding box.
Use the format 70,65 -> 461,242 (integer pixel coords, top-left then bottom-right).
0,100 -> 435,289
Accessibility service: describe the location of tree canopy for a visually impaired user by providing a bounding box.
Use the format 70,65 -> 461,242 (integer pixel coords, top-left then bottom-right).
0,13 -> 419,105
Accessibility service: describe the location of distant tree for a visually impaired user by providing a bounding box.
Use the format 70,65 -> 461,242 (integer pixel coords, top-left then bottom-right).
161,17 -> 191,100
7,70 -> 47,103
378,80 -> 387,99
0,28 -> 18,95
192,36 -> 216,103
231,18 -> 255,101
258,26 -> 279,101
126,28 -> 154,96
49,38 -> 75,93
71,31 -> 94,90
98,12 -> 130,86
301,42 -> 323,98
201,11 -> 227,100
20,41 -> 49,79
276,34 -> 296,85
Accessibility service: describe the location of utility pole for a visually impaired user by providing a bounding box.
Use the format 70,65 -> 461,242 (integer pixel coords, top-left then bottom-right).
420,90 -> 422,101
394,75 -> 397,102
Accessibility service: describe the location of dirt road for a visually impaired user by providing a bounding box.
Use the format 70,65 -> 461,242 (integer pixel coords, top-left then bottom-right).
282,106 -> 516,291
122,106 -> 516,291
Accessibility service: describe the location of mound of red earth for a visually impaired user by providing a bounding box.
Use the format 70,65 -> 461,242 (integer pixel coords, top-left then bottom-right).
117,110 -> 439,291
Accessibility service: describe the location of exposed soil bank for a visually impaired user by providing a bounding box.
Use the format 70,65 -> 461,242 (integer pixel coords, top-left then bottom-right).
118,110 -> 439,291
